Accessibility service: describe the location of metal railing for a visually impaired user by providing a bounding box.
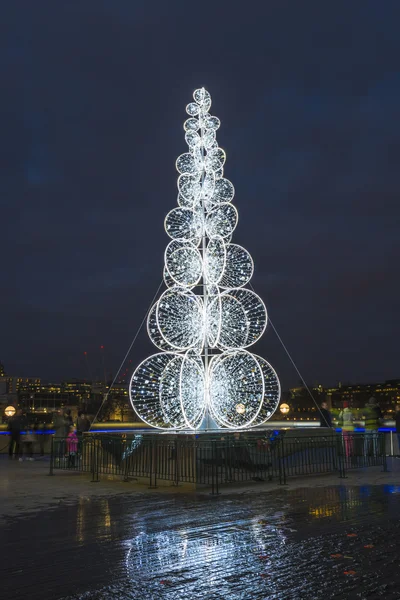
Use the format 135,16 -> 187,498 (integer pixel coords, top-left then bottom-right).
48,431 -> 387,492
1,428 -> 398,455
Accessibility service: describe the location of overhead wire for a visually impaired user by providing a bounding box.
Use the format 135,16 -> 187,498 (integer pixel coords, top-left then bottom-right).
248,281 -> 327,423
89,278 -> 164,430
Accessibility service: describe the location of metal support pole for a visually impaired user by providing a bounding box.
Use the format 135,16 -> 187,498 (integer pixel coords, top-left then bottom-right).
382,433 -> 388,472
278,436 -> 287,485
48,436 -> 54,476
148,440 -> 157,489
210,441 -> 220,495
91,441 -> 99,482
337,434 -> 346,479
123,453 -> 130,482
390,430 -> 394,457
173,439 -> 180,487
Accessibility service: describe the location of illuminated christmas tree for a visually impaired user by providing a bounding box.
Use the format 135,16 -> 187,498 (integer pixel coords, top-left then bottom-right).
129,88 -> 280,430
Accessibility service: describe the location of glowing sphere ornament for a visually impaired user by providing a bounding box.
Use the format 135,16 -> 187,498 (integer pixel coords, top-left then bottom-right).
129,88 -> 281,430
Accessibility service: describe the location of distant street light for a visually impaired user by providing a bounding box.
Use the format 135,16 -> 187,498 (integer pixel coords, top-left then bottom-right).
5,406 -> 16,417
279,403 -> 290,416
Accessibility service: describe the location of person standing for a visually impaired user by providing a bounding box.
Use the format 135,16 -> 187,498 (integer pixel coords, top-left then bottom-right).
53,410 -> 68,463
394,405 -> 400,458
35,418 -> 46,456
22,426 -> 35,461
319,401 -> 332,428
65,425 -> 78,468
339,401 -> 354,460
64,410 -> 73,437
77,412 -> 90,435
53,410 -> 66,438
8,409 -> 23,459
363,396 -> 382,457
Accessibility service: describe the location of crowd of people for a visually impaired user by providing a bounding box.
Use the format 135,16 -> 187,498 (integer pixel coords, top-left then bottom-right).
319,396 -> 383,431
7,409 -> 91,462
319,395 -> 397,458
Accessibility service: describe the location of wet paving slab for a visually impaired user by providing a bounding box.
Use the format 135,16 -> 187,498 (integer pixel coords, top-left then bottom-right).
2,484 -> 400,599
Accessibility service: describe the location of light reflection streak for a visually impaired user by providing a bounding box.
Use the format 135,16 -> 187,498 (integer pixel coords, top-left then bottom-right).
125,520 -> 284,596
75,497 -> 112,544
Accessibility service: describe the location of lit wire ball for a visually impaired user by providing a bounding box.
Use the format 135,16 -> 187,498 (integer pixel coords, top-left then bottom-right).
205,203 -> 238,239
163,266 -> 175,288
248,355 -> 281,427
156,287 -> 204,352
129,352 -> 206,430
177,173 -> 201,208
209,350 -> 264,428
204,236 -> 226,285
176,152 -> 199,176
165,244 -> 203,288
207,177 -> 235,207
129,353 -> 186,429
147,301 -> 172,351
179,352 -> 206,429
219,244 -> 254,289
164,206 -> 203,241
216,288 -> 267,350
206,284 -> 222,348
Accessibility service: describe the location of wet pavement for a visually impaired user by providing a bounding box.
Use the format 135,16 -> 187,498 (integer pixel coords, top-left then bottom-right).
2,460 -> 400,599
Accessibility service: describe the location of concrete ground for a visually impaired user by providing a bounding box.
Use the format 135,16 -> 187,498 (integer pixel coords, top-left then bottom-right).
1,456 -> 399,520
1,457 -> 400,599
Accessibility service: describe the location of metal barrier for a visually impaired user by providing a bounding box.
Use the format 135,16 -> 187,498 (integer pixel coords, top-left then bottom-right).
384,430 -> 400,457
49,431 -> 387,492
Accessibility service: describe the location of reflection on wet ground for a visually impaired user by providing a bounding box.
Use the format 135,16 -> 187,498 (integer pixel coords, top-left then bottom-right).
3,485 -> 400,599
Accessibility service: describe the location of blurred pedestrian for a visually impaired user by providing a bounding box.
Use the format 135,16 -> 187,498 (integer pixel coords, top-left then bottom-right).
7,409 -> 24,459
53,410 -> 68,463
65,425 -> 78,468
22,426 -> 35,461
53,410 -> 65,438
77,412 -> 90,435
34,419 -> 46,456
364,396 -> 383,429
319,401 -> 332,428
363,396 -> 383,457
339,401 -> 354,459
395,405 -> 400,458
64,410 -> 73,436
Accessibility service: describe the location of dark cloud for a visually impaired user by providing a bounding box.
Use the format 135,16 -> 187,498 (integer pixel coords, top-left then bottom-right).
1,0 -> 400,387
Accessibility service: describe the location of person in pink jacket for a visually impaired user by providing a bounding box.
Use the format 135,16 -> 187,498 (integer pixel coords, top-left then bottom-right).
65,426 -> 78,468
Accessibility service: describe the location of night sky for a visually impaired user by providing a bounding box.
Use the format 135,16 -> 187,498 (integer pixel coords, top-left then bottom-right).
1,1 -> 400,388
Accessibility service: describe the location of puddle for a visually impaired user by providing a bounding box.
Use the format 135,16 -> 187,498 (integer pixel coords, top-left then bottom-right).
2,485 -> 400,599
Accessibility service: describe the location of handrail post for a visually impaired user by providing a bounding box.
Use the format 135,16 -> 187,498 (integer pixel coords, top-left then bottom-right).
337,433 -> 346,478
148,439 -> 157,489
123,449 -> 130,482
48,436 -> 54,476
390,430 -> 394,457
173,439 -> 179,487
216,442 -> 220,495
211,442 -> 215,494
210,440 -> 220,495
91,439 -> 99,482
278,436 -> 287,485
382,433 -> 388,472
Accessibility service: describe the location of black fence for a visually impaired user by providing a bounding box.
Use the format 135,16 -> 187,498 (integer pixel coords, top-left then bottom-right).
49,431 -> 387,493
